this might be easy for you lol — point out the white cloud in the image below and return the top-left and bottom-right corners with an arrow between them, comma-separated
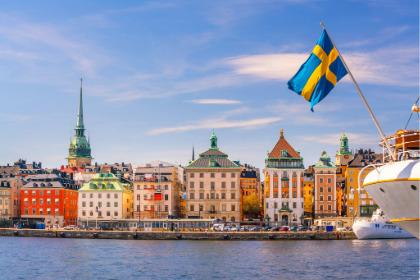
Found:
147,116 -> 281,135
225,46 -> 419,87
190,99 -> 241,105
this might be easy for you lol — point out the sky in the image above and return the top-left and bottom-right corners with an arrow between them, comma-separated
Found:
0,0 -> 418,170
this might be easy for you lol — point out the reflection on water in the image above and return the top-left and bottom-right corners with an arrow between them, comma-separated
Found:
0,238 -> 418,280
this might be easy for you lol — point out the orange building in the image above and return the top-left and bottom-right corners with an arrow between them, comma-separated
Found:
314,151 -> 337,218
20,174 -> 78,227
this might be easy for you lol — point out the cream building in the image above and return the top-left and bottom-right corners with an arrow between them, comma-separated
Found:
185,132 -> 242,222
78,173 -> 133,222
133,162 -> 183,219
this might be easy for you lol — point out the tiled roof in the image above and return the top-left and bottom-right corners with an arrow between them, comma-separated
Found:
199,149 -> 227,157
187,148 -> 240,168
268,131 -> 300,158
348,150 -> 383,167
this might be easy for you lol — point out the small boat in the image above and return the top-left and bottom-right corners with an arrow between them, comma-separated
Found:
352,209 -> 413,239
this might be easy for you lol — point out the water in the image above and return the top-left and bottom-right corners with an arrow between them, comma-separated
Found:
0,237 -> 418,280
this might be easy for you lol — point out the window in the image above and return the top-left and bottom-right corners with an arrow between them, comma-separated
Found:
211,182 -> 215,190
190,192 -> 195,199
320,195 -> 323,201
82,193 -> 86,198
165,205 -> 168,212
293,202 -> 296,209
107,193 -> 110,199
164,185 -> 168,190
320,205 -> 324,211
90,211 -> 93,216
82,211 -> 86,216
98,193 -> 102,199
107,211 -> 111,217
89,202 -> 93,207
328,187 -> 332,192
32,208 -> 36,215
114,194 -> 118,199
231,173 -> 236,178
328,205 -> 332,211
231,204 -> 236,211
210,173 -> 215,178
165,194 -> 168,201
144,205 -> 147,211
221,182 -> 226,188
320,178 -> 323,183
199,182 -> 204,188
98,202 -> 102,207
293,192 -> 297,198
190,204 -> 195,211
40,199 -> 43,205
231,193 -> 236,199
328,195 -> 332,201
82,202 -> 86,207
210,193 -> 215,199
199,193 -> 204,199
24,208 -> 28,215
98,211 -> 102,217
114,211 -> 118,217
199,173 -> 204,178
190,173 -> 195,178
274,202 -> 277,209
320,187 -> 324,193
189,182 -> 194,188
221,193 -> 226,199
137,195 -> 140,201
221,173 -> 226,178
90,193 -> 93,198
231,182 -> 235,188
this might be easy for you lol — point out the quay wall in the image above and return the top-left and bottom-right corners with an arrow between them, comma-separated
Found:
0,228 -> 356,240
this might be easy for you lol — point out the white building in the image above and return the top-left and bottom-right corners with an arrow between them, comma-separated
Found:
78,173 -> 133,222
264,130 -> 305,226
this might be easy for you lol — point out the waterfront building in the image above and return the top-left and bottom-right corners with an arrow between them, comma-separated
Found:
335,133 -> 353,216
78,173 -> 133,222
0,177 -> 22,220
67,80 -> 92,168
185,131 -> 242,222
133,162 -> 183,219
345,149 -> 382,217
314,151 -> 337,218
335,133 -> 354,166
20,174 -> 78,226
240,164 -> 261,220
264,129 -> 304,226
303,166 -> 315,224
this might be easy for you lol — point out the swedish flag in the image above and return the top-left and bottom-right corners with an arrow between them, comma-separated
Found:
288,30 -> 348,111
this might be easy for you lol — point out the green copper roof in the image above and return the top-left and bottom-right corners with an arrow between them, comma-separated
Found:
337,133 -> 352,155
315,151 -> 335,168
68,79 -> 92,159
187,131 -> 240,169
79,173 -> 129,191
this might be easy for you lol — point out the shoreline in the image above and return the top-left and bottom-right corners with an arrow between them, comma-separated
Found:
0,228 -> 356,240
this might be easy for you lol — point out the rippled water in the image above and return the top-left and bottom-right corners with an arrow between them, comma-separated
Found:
0,237 -> 418,279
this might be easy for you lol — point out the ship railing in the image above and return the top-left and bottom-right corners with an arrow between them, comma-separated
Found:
355,163 -> 384,218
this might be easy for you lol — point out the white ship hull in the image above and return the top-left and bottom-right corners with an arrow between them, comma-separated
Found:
363,160 -> 420,239
352,218 -> 413,239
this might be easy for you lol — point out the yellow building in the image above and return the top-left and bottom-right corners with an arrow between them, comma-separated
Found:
345,149 -> 382,217
240,166 -> 261,220
303,179 -> 314,214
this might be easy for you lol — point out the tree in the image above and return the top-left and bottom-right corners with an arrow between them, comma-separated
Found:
242,193 -> 260,219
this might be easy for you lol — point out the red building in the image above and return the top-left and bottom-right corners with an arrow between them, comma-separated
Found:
20,174 -> 78,227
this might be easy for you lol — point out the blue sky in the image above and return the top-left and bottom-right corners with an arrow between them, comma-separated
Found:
0,0 -> 418,169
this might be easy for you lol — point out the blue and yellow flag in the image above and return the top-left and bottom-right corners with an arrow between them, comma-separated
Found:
288,30 -> 347,111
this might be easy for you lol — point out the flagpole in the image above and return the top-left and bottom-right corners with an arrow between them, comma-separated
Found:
320,21 -> 396,161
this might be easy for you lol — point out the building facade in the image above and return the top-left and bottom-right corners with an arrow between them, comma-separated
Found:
345,149 -> 382,217
133,162 -> 182,219
0,177 -> 22,220
185,132 -> 242,222
20,174 -> 78,226
78,173 -> 133,221
240,165 -> 261,220
314,151 -> 337,218
264,129 -> 304,226
67,79 -> 92,168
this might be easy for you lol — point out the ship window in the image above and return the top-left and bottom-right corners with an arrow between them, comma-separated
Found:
379,188 -> 385,193
410,185 -> 417,190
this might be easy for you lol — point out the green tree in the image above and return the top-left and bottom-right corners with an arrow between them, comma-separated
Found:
242,193 -> 260,219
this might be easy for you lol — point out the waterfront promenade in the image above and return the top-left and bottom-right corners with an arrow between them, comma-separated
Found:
0,228 -> 355,240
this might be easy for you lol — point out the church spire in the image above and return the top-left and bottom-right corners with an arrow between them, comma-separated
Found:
192,146 -> 195,161
76,78 -> 84,130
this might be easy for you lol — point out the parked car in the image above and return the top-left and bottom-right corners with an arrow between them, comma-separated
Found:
280,226 -> 290,232
290,226 -> 298,232
270,226 -> 281,232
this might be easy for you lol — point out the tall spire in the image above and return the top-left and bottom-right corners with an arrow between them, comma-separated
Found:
192,146 -> 195,161
76,78 -> 84,130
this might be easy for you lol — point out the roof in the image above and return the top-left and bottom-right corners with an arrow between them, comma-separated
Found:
348,150 -> 383,167
187,151 -> 240,168
79,173 -> 130,192
268,129 -> 301,159
314,151 -> 335,168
